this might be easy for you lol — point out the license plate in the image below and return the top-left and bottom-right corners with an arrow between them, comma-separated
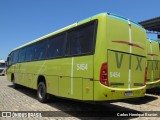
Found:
124,91 -> 133,96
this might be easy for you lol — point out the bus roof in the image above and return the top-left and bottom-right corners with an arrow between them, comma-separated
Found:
13,12 -> 144,51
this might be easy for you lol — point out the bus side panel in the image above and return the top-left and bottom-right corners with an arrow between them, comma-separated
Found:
52,58 -> 72,98
46,75 -> 59,96
54,77 -> 83,100
19,63 -> 27,86
59,77 -> 83,100
83,79 -> 93,100
7,64 -> 18,82
46,55 -> 93,100
7,72 -> 11,81
58,54 -> 94,100
29,61 -> 46,89
24,62 -> 36,88
73,56 -> 94,100
7,66 -> 14,81
59,76 -> 72,98
73,78 -> 83,100
14,64 -> 20,84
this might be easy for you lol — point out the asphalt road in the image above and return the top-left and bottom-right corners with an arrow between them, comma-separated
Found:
0,76 -> 160,120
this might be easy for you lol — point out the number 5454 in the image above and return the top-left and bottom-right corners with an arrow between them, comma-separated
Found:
77,64 -> 88,70
110,72 -> 120,78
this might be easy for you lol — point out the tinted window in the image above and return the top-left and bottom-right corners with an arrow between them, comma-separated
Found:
12,50 -> 19,64
66,21 -> 96,56
47,34 -> 65,58
25,45 -> 35,62
34,40 -> 47,60
18,48 -> 26,62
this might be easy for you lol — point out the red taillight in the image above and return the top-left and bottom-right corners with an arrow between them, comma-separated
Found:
100,62 -> 108,86
144,67 -> 147,85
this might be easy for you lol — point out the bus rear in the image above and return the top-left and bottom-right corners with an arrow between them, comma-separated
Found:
94,13 -> 146,101
146,39 -> 160,89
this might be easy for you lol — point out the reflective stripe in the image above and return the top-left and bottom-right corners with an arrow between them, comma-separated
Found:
128,20 -> 132,89
112,40 -> 144,50
128,20 -> 132,54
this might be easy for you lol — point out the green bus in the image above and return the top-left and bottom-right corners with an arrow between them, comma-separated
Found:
146,39 -> 160,89
7,13 -> 147,102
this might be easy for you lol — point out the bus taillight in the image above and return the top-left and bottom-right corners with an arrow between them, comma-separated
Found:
100,62 -> 108,86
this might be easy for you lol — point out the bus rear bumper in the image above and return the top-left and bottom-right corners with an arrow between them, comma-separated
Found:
94,82 -> 146,101
146,79 -> 160,89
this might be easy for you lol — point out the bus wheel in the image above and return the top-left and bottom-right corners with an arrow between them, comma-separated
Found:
37,82 -> 47,103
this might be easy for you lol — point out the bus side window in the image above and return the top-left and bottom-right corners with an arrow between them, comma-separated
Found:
66,22 -> 95,56
34,40 -> 47,60
25,45 -> 35,62
12,50 -> 19,64
47,34 -> 65,58
18,48 -> 26,62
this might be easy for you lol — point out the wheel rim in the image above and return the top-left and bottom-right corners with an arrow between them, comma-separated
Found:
38,85 -> 45,99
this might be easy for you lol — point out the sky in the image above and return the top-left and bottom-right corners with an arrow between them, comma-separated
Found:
0,0 -> 160,60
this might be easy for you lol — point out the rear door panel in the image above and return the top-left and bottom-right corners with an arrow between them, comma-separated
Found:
108,50 -> 145,88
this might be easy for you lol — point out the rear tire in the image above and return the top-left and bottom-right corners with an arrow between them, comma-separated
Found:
37,82 -> 48,103
12,75 -> 18,89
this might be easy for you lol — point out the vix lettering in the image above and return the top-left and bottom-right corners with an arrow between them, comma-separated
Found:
115,53 -> 142,71
147,61 -> 159,70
